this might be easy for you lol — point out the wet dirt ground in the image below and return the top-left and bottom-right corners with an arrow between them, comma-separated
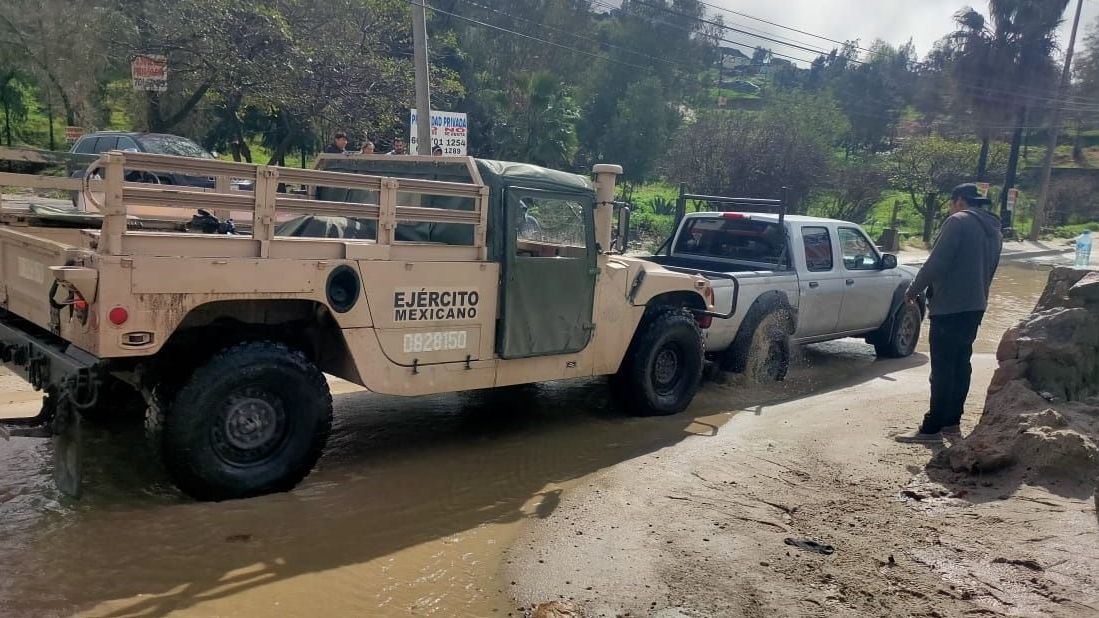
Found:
0,263 -> 1075,617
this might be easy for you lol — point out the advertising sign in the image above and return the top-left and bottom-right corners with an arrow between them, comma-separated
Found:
409,109 -> 468,156
132,55 -> 168,92
64,126 -> 84,143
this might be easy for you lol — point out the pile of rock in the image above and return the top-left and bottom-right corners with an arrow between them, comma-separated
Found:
943,268 -> 1099,488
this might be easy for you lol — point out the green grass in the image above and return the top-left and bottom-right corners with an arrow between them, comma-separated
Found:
1046,221 -> 1099,239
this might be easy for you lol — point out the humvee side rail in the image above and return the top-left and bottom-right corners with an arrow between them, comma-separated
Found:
0,152 -> 717,500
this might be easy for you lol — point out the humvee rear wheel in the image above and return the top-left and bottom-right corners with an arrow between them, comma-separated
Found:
160,341 -> 332,501
615,309 -> 704,416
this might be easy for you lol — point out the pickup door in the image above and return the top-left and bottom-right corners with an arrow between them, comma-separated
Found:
834,226 -> 896,333
796,225 -> 846,338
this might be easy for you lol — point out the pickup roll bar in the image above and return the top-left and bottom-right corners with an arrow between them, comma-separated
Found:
673,183 -> 787,229
662,184 -> 790,270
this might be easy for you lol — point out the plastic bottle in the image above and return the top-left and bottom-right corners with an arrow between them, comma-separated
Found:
1076,230 -> 1093,268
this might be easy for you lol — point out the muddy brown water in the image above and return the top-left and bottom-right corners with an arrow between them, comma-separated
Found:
0,263 -> 1051,617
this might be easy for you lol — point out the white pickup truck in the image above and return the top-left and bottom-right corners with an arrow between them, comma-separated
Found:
644,200 -> 924,381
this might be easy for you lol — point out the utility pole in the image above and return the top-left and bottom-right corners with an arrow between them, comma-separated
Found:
1030,0 -> 1085,241
412,0 -> 432,155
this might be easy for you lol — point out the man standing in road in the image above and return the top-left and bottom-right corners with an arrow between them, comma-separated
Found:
896,183 -> 1003,443
324,132 -> 349,154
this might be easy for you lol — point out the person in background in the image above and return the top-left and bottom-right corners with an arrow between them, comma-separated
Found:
895,183 -> 1003,444
324,132 -> 348,154
431,144 -> 443,157
387,138 -> 407,155
360,140 -> 375,155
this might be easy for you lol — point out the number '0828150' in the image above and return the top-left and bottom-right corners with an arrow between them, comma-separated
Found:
403,331 -> 468,353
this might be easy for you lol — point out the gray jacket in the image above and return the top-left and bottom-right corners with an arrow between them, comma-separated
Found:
910,207 -> 1002,317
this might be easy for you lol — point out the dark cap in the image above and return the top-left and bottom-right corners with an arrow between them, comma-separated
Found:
951,183 -> 991,206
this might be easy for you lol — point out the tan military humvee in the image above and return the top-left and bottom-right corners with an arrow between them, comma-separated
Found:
0,152 -> 719,500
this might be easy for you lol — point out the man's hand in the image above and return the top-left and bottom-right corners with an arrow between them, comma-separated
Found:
905,283 -> 920,302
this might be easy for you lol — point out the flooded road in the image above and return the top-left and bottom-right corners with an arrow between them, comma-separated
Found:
0,262 -> 1053,617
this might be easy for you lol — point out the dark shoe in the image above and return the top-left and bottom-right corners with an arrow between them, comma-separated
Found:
941,424 -> 962,437
894,429 -> 943,444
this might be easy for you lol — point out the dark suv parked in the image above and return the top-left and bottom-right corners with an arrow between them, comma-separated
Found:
68,132 -> 250,205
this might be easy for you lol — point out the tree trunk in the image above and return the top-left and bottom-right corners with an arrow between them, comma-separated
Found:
999,108 -> 1026,229
922,192 -> 937,244
2,98 -> 11,146
976,136 -> 990,181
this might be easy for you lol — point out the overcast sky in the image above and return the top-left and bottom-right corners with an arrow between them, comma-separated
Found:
701,0 -> 1099,65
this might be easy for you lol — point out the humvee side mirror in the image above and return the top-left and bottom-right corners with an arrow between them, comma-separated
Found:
615,204 -> 631,253
880,253 -> 898,270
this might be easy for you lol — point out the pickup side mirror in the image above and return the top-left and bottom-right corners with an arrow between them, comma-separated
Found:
880,253 -> 898,270
615,204 -> 631,253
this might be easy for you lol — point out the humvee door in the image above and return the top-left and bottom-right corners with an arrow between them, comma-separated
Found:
498,186 -> 597,359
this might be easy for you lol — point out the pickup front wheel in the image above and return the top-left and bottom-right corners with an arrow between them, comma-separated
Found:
159,341 -> 333,501
614,309 -> 704,416
875,301 -> 922,358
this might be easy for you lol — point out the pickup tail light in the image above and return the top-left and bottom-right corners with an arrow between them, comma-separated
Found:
722,212 -> 750,220
696,285 -> 715,329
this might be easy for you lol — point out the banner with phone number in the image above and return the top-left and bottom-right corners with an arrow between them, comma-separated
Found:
409,109 -> 468,156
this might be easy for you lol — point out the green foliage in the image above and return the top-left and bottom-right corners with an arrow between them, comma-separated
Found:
646,196 -> 676,216
665,90 -> 849,210
886,136 -> 1008,241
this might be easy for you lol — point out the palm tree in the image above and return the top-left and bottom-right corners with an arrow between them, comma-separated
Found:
947,1 -> 1069,226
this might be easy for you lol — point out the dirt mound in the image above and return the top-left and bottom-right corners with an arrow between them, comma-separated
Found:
943,268 -> 1099,488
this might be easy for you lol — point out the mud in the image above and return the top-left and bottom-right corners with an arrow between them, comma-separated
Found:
943,267 -> 1099,494
0,262 -> 1074,617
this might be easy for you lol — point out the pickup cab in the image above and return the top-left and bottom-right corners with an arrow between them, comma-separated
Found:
644,190 -> 924,381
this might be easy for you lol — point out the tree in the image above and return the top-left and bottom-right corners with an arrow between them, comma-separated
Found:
665,91 -> 849,209
600,76 -> 680,184
493,72 -> 580,168
887,136 -> 1008,242
814,157 -> 889,223
943,1 -> 1068,222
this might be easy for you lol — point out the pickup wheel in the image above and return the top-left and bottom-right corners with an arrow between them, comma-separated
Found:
724,309 -> 792,382
614,309 -> 704,416
159,341 -> 332,501
875,301 -> 921,358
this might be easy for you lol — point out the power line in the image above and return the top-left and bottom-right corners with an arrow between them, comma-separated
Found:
633,0 -> 852,61
694,0 -> 876,56
589,0 -> 821,65
451,0 -> 685,68
418,1 -> 648,70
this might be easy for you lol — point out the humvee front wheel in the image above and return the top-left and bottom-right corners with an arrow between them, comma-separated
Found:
614,309 -> 704,416
160,341 -> 332,501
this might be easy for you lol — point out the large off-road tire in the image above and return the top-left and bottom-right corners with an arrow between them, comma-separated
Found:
614,309 -> 704,417
875,301 -> 921,359
723,309 -> 793,383
159,341 -> 333,501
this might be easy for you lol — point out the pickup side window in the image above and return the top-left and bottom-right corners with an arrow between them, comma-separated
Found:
838,227 -> 880,271
802,226 -> 833,272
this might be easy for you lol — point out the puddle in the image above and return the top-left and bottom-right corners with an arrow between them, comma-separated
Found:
0,262 -> 1054,616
